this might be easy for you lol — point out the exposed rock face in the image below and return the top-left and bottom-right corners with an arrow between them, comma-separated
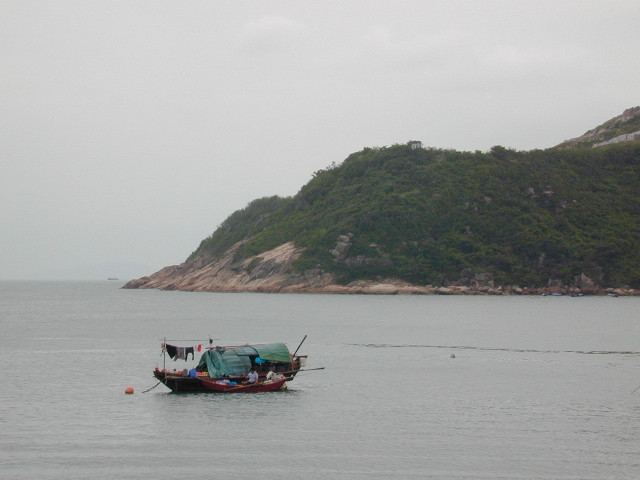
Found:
572,273 -> 598,294
123,238 -> 430,294
593,130 -> 640,147
557,106 -> 640,148
330,234 -> 353,260
124,242 -> 316,293
124,241 -> 639,296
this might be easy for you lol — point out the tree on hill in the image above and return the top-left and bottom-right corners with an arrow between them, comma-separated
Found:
190,140 -> 640,289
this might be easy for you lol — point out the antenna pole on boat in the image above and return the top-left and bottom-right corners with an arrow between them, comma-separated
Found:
163,336 -> 166,371
293,335 -> 308,357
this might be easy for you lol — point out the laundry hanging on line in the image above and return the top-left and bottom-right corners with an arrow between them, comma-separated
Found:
163,343 -> 200,361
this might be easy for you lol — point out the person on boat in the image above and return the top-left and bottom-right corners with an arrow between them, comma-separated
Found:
246,368 -> 259,384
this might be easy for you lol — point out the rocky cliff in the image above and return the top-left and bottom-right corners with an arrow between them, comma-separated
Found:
124,235 -> 638,295
125,239 -> 414,294
126,242 -> 312,292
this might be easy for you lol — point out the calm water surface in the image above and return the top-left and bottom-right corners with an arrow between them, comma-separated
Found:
1,281 -> 639,479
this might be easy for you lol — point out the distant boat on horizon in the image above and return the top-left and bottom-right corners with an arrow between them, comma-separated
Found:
107,277 -> 119,281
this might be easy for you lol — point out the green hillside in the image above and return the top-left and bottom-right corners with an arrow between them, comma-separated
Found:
190,141 -> 640,289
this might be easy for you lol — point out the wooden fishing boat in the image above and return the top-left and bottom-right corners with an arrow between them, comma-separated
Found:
200,376 -> 288,393
153,337 -> 309,393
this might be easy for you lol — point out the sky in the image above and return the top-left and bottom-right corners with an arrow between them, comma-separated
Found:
1,0 -> 639,280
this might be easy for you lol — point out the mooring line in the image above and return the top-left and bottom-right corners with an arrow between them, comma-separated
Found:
141,381 -> 162,393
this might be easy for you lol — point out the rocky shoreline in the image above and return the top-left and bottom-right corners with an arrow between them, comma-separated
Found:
123,241 -> 639,296
123,275 -> 639,296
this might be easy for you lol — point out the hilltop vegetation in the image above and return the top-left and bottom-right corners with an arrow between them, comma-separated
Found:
190,140 -> 640,289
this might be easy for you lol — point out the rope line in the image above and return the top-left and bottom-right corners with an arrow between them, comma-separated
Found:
141,381 -> 162,393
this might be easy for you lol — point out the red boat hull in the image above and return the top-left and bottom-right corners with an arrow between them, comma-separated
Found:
200,377 -> 288,393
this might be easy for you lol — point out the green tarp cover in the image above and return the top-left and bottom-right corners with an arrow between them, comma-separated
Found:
196,343 -> 291,378
237,343 -> 292,363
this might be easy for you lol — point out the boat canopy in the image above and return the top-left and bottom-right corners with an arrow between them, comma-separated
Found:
196,343 -> 292,378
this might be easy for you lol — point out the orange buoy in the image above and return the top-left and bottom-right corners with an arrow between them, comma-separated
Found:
124,386 -> 134,394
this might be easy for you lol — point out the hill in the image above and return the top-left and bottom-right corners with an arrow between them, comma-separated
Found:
125,108 -> 640,295
556,106 -> 640,148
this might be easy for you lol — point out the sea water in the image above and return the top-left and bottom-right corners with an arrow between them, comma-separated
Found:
0,281 -> 638,479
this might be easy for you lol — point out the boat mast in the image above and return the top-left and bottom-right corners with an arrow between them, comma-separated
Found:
293,335 -> 307,357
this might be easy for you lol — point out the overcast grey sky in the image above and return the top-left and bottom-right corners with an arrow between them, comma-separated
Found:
1,1 -> 638,280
